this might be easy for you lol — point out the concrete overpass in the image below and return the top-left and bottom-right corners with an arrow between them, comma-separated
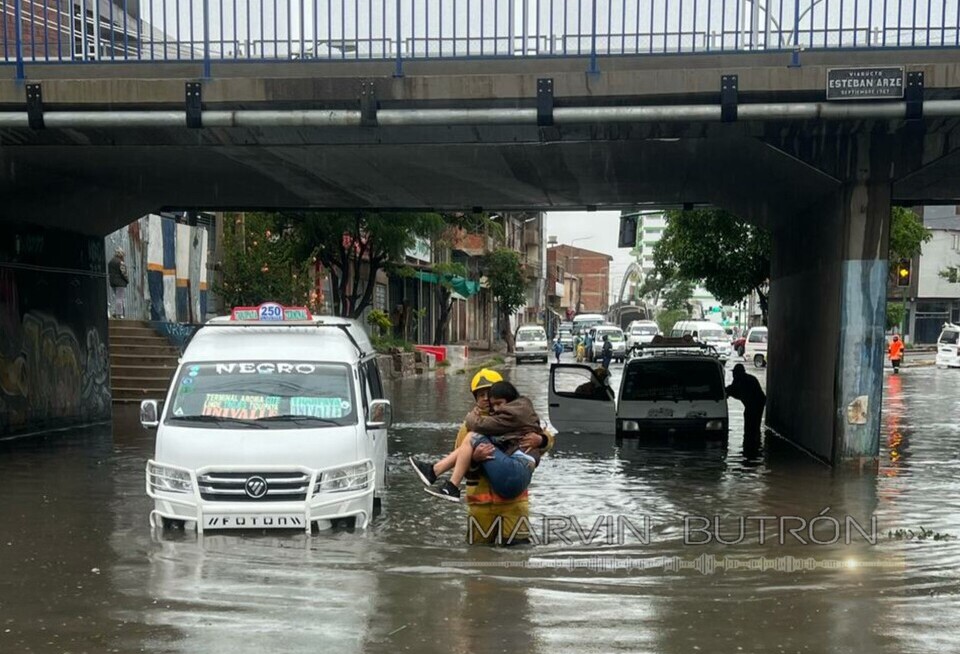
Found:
1,45 -> 959,465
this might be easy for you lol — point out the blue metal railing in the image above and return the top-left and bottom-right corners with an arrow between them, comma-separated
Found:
1,0 -> 957,72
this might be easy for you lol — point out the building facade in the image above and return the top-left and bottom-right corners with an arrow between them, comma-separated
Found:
899,206 -> 960,343
547,244 -> 612,314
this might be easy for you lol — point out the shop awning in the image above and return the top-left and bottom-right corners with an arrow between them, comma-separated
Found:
414,271 -> 480,298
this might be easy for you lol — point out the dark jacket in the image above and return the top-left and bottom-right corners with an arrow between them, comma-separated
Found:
108,256 -> 129,288
465,397 -> 544,462
726,373 -> 766,408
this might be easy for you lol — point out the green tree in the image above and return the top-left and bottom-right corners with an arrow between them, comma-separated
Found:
216,213 -> 313,310
485,248 -> 527,352
661,279 -> 694,313
292,211 -> 447,319
653,209 -> 771,323
886,303 -> 906,332
656,309 -> 688,336
889,206 -> 931,261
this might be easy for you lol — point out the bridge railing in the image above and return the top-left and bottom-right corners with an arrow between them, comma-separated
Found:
1,0 -> 957,74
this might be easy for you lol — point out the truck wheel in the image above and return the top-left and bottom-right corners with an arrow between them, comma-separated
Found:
754,354 -> 765,368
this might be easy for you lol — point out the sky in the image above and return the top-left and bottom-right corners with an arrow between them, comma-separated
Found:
545,211 -> 637,305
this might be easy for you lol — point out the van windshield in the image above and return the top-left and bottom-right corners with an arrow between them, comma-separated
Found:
621,360 -> 724,402
599,331 -> 624,341
941,331 -> 959,345
165,361 -> 357,428
632,326 -> 657,335
698,328 -> 726,340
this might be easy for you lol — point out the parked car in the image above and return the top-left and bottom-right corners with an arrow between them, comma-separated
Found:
626,320 -> 660,351
558,322 -> 575,351
743,326 -> 768,368
588,325 -> 627,363
935,323 -> 960,369
669,320 -> 731,363
548,340 -> 728,444
515,325 -> 549,364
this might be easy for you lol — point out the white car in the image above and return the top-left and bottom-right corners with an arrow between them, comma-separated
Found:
515,325 -> 549,363
626,321 -> 660,351
589,325 -> 627,363
935,323 -> 960,368
548,342 -> 728,443
743,326 -> 769,368
670,320 -> 731,363
143,303 -> 389,534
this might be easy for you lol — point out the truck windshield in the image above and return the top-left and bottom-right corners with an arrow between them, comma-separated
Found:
165,361 -> 357,428
621,360 -> 724,402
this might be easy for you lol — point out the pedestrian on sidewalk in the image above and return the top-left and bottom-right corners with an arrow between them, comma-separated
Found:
108,248 -> 129,319
888,335 -> 904,374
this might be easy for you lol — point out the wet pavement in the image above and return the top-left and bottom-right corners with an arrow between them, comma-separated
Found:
1,358 -> 959,653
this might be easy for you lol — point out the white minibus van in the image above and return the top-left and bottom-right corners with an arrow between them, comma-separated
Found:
143,303 -> 390,534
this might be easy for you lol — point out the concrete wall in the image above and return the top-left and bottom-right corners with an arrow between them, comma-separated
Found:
105,215 -> 210,324
918,229 -> 960,298
0,223 -> 111,437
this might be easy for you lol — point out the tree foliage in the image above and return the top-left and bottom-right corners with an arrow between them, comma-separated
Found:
653,209 -> 771,322
889,207 -> 931,261
215,213 -> 313,310
656,309 -> 688,336
485,248 -> 527,352
292,211 -> 447,319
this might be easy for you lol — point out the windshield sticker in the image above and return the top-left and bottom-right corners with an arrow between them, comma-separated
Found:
215,362 -> 321,375
290,397 -> 350,418
201,394 -> 281,419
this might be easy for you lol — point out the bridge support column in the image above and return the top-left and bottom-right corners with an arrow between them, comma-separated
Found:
766,137 -> 891,467
0,223 -> 112,438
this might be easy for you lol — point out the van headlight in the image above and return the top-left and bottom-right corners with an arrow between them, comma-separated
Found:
315,464 -> 371,494
705,420 -> 725,431
620,420 -> 640,432
148,463 -> 193,494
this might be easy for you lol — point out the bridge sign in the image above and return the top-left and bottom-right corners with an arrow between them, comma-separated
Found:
826,67 -> 905,101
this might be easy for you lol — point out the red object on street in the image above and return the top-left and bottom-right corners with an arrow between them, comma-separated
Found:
414,345 -> 447,363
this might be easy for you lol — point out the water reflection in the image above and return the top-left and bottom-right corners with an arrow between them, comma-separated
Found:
0,363 -> 958,653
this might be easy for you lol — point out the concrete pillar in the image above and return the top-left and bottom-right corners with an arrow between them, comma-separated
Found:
766,135 -> 891,466
0,223 -> 112,437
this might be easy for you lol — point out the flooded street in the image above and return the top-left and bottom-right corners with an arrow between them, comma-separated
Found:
2,360 -> 959,653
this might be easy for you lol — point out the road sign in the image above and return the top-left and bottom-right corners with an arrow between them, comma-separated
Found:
826,67 -> 905,101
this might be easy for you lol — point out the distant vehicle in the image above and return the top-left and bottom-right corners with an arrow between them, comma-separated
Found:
548,340 -> 728,444
626,320 -> 659,351
588,325 -> 627,363
515,324 -> 549,364
743,326 -> 768,368
669,320 -> 732,363
558,323 -> 575,351
935,323 -> 960,369
572,313 -> 606,335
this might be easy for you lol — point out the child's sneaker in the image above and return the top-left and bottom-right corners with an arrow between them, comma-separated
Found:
424,481 -> 461,502
408,457 -> 437,486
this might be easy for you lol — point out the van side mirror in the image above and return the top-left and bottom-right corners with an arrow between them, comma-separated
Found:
367,399 -> 392,429
140,400 -> 160,429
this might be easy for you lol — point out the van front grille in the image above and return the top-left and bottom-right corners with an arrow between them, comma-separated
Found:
198,471 -> 310,502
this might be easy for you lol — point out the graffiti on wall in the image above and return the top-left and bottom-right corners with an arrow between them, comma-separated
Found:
0,269 -> 111,434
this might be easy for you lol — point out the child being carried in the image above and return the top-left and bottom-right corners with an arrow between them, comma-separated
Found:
408,381 -> 544,502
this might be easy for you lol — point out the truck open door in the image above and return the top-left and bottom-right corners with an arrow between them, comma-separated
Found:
547,364 -> 616,436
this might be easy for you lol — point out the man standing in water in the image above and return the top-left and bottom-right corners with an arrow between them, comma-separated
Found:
455,369 -> 554,544
725,364 -> 766,441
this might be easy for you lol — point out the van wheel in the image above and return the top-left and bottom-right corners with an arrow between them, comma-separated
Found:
753,354 -> 766,368
373,496 -> 383,516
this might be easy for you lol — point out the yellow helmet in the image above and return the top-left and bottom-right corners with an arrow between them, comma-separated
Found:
470,368 -> 504,394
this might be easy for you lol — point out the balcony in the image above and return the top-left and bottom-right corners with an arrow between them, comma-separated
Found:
523,229 -> 541,248
447,227 -> 494,257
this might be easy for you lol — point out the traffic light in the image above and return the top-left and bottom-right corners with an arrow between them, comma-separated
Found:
896,259 -> 911,287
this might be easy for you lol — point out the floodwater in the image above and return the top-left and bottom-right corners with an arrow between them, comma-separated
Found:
1,359 -> 959,653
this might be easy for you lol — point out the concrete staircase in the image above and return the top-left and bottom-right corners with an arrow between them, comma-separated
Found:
109,320 -> 181,403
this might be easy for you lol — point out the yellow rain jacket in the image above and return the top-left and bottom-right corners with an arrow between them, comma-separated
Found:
455,415 -> 555,544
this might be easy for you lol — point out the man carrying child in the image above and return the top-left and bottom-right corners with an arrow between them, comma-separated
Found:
409,380 -> 544,503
